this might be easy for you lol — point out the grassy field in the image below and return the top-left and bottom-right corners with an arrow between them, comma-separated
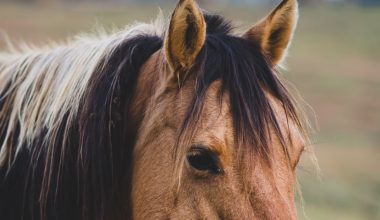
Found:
292,6 -> 380,220
0,3 -> 379,220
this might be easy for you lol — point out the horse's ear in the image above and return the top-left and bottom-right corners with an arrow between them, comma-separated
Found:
165,0 -> 206,73
244,0 -> 298,66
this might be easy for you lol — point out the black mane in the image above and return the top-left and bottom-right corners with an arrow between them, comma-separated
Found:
179,14 -> 301,162
0,14 -> 303,220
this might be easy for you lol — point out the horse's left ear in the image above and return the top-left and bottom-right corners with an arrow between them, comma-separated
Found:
244,0 -> 298,66
165,0 -> 206,73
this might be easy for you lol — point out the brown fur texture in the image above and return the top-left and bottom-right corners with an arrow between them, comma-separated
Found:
0,0 -> 306,219
131,1 -> 304,219
131,63 -> 304,219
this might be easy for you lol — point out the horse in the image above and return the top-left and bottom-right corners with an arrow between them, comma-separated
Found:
0,0 -> 308,219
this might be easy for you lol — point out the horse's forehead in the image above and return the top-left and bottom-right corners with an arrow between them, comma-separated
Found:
194,80 -> 233,149
193,83 -> 305,163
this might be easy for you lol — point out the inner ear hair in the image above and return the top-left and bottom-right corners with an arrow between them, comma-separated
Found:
164,0 -> 206,75
244,0 -> 298,65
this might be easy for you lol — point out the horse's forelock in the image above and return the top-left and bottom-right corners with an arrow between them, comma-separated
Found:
176,14 -> 307,173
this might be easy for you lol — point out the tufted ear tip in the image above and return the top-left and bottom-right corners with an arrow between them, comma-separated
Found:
244,0 -> 299,66
164,0 -> 206,73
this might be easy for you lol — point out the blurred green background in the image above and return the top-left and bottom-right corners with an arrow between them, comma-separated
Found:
0,0 -> 379,219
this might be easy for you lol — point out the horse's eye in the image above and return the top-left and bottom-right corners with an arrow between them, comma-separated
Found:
186,147 -> 222,174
